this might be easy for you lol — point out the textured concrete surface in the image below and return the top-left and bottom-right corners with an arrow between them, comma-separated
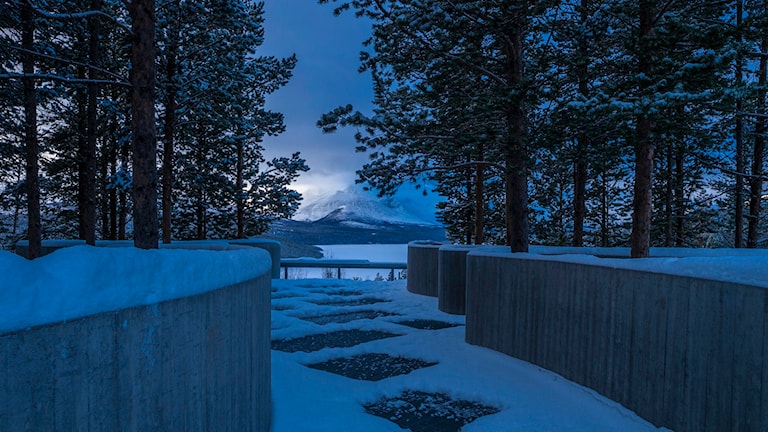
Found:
229,239 -> 282,278
437,245 -> 476,315
465,252 -> 768,432
406,240 -> 444,297
1,272 -> 272,432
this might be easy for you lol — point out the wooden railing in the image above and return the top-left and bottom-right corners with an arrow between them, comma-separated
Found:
279,258 -> 407,279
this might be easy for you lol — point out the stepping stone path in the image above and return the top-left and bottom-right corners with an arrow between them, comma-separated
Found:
394,319 -> 463,330
271,329 -> 402,353
298,309 -> 401,325
307,353 -> 438,381
310,297 -> 392,306
364,390 -> 500,432
271,279 -> 500,431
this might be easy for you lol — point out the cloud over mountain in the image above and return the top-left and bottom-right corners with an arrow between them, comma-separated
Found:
294,185 -> 442,228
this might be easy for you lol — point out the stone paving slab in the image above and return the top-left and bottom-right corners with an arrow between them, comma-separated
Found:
271,329 -> 402,353
271,280 -> 498,430
393,318 -> 463,330
363,390 -> 500,432
310,297 -> 392,306
271,279 -> 662,432
306,353 -> 437,381
299,310 -> 401,325
308,289 -> 364,296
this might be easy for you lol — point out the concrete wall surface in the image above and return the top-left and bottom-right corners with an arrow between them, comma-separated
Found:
229,239 -> 282,278
15,239 -> 280,274
437,245 -> 477,315
406,240 -> 445,297
0,273 -> 272,432
465,253 -> 768,432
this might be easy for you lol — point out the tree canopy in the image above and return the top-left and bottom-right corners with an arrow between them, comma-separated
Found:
0,0 -> 306,254
320,0 -> 767,255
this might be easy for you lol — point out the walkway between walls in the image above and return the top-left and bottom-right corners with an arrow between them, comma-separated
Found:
269,279 -> 668,432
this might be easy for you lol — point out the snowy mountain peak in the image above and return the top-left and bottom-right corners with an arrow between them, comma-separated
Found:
294,185 -> 441,227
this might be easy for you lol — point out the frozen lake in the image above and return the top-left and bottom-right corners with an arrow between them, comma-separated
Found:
285,244 -> 408,280
319,244 -> 407,261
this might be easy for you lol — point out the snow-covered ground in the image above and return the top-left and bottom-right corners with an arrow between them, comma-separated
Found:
319,244 -> 407,261
271,278 -> 669,431
7,244 -> 768,430
283,244 -> 408,279
0,245 -> 270,333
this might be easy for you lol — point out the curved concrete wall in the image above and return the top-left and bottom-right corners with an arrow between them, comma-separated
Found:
406,240 -> 445,297
437,245 -> 476,315
0,270 -> 272,431
465,252 -> 768,432
229,239 -> 282,278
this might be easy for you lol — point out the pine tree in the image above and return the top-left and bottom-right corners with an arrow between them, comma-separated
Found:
160,0 -> 299,240
746,0 -> 768,247
599,0 -> 730,256
21,0 -> 42,258
0,3 -> 25,249
320,0 -> 564,251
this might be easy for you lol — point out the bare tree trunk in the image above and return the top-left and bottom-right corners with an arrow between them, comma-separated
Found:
118,125 -> 129,241
108,135 -> 117,240
118,194 -> 126,239
601,172 -> 608,247
196,194 -> 205,240
505,129 -> 528,252
474,161 -> 485,245
573,147 -> 587,247
13,166 -> 23,235
464,169 -> 472,244
735,0 -> 745,248
77,75 -> 88,239
129,0 -> 158,249
674,142 -> 685,246
632,121 -> 654,257
162,40 -> 177,244
630,0 -> 655,258
572,0 -> 590,247
99,145 -> 108,238
22,0 -> 41,259
83,0 -> 100,245
664,145 -> 673,246
748,22 -> 767,248
161,1 -> 179,244
502,14 -> 528,253
105,87 -> 119,240
12,188 -> 20,236
236,142 -> 245,238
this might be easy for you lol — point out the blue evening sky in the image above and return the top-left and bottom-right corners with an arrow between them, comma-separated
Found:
260,0 -> 375,200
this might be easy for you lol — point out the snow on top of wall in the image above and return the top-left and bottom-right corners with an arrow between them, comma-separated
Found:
470,246 -> 768,288
0,245 -> 271,333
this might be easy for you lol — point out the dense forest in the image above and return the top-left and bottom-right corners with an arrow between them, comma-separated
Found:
2,0 -> 768,259
0,0 -> 306,258
319,0 -> 768,257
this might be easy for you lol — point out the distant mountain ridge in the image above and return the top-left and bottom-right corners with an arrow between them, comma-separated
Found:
265,185 -> 446,247
293,185 -> 442,227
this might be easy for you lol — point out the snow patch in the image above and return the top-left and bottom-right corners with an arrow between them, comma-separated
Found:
271,278 -> 667,431
0,246 -> 270,333
294,184 -> 441,226
471,247 -> 768,288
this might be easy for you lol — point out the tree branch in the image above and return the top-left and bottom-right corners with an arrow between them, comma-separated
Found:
413,160 -> 507,175
653,0 -> 677,27
738,111 -> 768,119
10,46 -> 127,83
371,0 -> 510,88
8,0 -> 132,33
0,72 -> 131,88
